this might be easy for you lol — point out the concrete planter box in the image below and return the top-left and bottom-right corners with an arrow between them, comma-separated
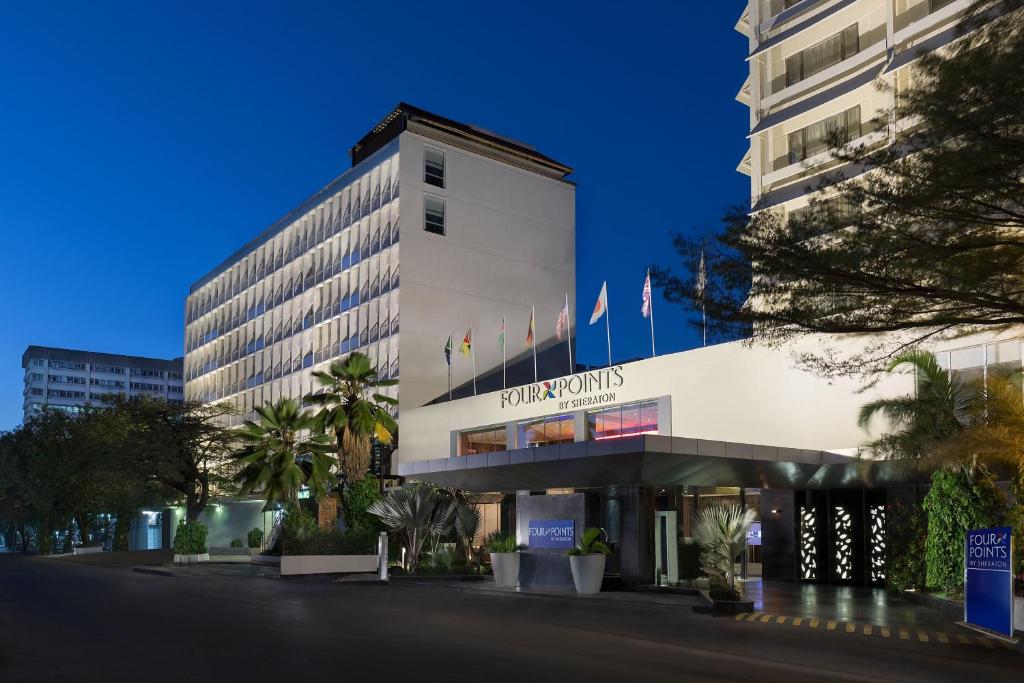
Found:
490,552 -> 520,588
173,553 -> 210,564
280,554 -> 378,576
73,546 -> 104,556
569,554 -> 606,594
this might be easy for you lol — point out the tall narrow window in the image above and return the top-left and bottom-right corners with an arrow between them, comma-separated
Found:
785,25 -> 859,87
424,146 -> 445,188
424,195 -> 445,235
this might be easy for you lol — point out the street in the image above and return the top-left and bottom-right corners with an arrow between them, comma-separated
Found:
0,554 -> 1019,682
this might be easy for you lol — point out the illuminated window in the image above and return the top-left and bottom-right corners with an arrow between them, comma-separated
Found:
517,414 -> 574,447
459,426 -> 507,455
587,400 -> 658,440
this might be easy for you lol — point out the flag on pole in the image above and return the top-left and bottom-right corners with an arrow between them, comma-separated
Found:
498,318 -> 506,354
641,271 -> 653,318
556,296 -> 569,341
444,336 -> 452,366
589,281 -> 608,325
696,252 -> 706,299
526,308 -> 535,347
459,329 -> 472,356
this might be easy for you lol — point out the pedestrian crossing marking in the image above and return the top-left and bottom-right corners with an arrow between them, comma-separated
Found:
745,613 -> 759,622
776,616 -> 787,624
760,614 -> 773,623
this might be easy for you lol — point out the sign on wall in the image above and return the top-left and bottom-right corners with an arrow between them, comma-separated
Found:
964,526 -> 1014,637
746,521 -> 762,547
528,519 -> 575,549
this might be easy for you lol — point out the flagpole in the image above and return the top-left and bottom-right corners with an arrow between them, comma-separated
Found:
700,250 -> 707,347
565,293 -> 573,374
648,269 -> 656,357
470,326 -> 477,396
448,334 -> 452,401
502,316 -> 506,389
531,305 -> 538,382
605,289 -> 612,368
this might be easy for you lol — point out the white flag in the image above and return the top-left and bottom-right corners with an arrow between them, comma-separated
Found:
641,271 -> 653,318
696,252 -> 706,299
589,282 -> 608,325
555,293 -> 569,340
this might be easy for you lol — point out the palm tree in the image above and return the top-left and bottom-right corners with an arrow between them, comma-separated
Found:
232,398 -> 334,509
857,349 -> 972,459
693,503 -> 755,597
307,352 -> 398,484
367,483 -> 455,572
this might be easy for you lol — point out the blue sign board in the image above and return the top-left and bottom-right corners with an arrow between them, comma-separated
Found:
528,519 -> 575,549
746,522 -> 762,547
964,526 -> 1014,637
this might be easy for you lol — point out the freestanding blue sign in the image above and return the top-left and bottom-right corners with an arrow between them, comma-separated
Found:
527,519 -> 575,549
964,526 -> 1014,637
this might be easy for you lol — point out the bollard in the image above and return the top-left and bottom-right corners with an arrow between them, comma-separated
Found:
378,531 -> 389,582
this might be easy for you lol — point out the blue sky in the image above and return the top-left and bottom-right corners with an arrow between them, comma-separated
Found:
0,2 -> 748,429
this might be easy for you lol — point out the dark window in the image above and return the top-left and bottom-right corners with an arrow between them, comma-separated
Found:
424,195 -> 445,235
424,146 -> 445,188
788,106 -> 861,164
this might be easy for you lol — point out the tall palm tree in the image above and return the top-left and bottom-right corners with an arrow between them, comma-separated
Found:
232,398 -> 333,509
857,349 -> 972,459
307,352 -> 398,484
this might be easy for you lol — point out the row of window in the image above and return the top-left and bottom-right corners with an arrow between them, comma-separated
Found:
787,106 -> 862,165
48,375 -> 86,385
27,358 -> 179,378
458,400 -> 660,455
187,154 -> 399,324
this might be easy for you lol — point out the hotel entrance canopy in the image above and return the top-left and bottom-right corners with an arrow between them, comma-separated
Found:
397,434 -> 930,493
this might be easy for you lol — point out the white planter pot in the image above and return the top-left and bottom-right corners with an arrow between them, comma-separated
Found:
280,554 -> 379,576
569,554 -> 606,594
490,552 -> 520,589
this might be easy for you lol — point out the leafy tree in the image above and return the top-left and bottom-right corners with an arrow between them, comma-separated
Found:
653,0 -> 1024,375
307,352 -> 397,484
232,398 -> 334,509
884,500 -> 927,593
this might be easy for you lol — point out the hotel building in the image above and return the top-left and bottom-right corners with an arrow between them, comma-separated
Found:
21,345 -> 183,422
184,104 -> 576,429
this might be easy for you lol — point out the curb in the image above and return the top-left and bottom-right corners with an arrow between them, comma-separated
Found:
132,566 -> 174,577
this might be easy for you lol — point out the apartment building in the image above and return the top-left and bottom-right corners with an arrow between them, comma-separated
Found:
184,104 -> 576,437
21,345 -> 184,422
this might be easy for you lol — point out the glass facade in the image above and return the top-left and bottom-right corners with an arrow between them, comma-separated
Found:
459,425 -> 507,455
517,414 -> 575,447
587,400 -> 658,440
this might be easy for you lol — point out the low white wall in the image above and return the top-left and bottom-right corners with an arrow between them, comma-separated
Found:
73,546 -> 103,555
280,555 -> 378,576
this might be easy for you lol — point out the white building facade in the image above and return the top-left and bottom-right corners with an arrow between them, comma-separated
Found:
184,104 -> 576,433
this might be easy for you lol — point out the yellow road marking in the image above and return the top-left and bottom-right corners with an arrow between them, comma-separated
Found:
956,634 -> 971,645
809,619 -> 819,629
735,613 -> 749,621
978,637 -> 994,649
936,633 -> 949,644
776,616 -> 787,624
917,631 -> 929,642
845,623 -> 856,633
880,627 -> 890,638
760,614 -> 773,623
899,629 -> 910,640
792,617 -> 803,627
745,613 -> 759,622
863,625 -> 873,636
826,620 -> 838,631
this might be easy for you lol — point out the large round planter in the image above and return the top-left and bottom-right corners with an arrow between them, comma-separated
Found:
569,554 -> 606,594
490,552 -> 520,588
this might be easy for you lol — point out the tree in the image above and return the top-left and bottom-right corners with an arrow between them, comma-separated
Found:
653,0 -> 1024,375
693,503 -> 755,600
232,398 -> 334,509
368,483 -> 454,573
307,352 -> 397,485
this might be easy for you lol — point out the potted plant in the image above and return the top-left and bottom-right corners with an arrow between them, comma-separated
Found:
693,504 -> 755,615
567,527 -> 611,594
172,519 -> 209,564
485,531 -> 522,589
247,527 -> 264,556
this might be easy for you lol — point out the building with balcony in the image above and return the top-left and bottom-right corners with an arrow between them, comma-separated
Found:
184,104 -> 576,449
21,345 -> 184,422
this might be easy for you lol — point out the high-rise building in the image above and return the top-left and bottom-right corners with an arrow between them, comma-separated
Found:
184,104 -> 576,441
21,345 -> 184,422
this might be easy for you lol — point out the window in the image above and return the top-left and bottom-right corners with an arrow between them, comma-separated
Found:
459,425 -> 507,455
131,368 -> 163,378
788,194 -> 861,235
769,0 -> 802,16
788,106 -> 861,164
785,25 -> 859,87
49,360 -> 86,371
517,414 -> 575,447
93,364 -> 126,374
587,400 -> 658,440
29,372 -> 43,381
424,146 -> 445,188
424,195 -> 445,235
31,359 -> 43,367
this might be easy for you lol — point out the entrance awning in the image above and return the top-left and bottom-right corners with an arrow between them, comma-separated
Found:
398,435 -> 932,492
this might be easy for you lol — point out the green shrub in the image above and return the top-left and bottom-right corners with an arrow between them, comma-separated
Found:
173,520 -> 208,555
284,525 -> 377,556
484,531 -> 521,554
230,538 -> 244,548
922,469 -> 1005,597
247,527 -> 264,549
343,476 -> 384,532
884,500 -> 927,592
567,527 -> 611,556
678,539 -> 701,580
708,575 -> 740,602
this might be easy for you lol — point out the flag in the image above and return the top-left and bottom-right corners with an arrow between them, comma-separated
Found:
526,308 -> 535,347
556,294 -> 569,341
459,329 -> 472,356
641,271 -> 653,318
589,282 -> 608,325
499,317 -> 506,354
444,336 -> 452,366
696,252 -> 706,299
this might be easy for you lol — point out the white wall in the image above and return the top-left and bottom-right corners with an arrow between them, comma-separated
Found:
397,131 -> 576,409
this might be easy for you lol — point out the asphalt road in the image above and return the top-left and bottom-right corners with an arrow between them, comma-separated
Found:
0,554 -> 1019,683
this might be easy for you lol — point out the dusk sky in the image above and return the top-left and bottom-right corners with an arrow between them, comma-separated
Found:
0,2 -> 748,429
